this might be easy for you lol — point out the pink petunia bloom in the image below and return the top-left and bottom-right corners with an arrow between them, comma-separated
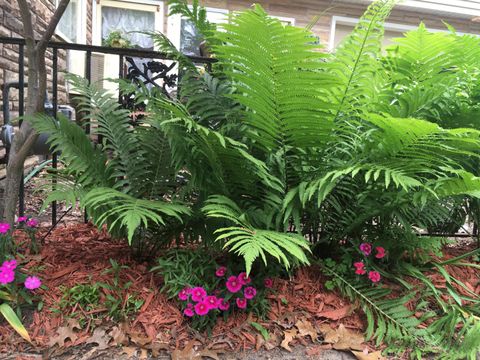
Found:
24,276 -> 42,290
26,219 -> 38,228
0,269 -> 15,285
194,301 -> 210,316
218,298 -> 230,311
215,266 -> 227,277
186,303 -> 194,309
244,286 -> 257,300
0,223 -> 10,234
17,216 -> 28,223
178,288 -> 190,301
205,295 -> 218,309
183,308 -> 195,317
359,243 -> 372,256
190,287 -> 207,302
368,271 -> 381,283
2,260 -> 17,271
226,276 -> 243,293
375,247 -> 386,259
264,278 -> 273,288
238,272 -> 251,285
236,298 -> 247,309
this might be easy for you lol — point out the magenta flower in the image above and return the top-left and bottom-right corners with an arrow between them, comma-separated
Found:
205,295 -> 218,309
0,269 -> 15,285
244,286 -> 257,300
2,259 -> 17,271
264,278 -> 273,288
375,246 -> 386,259
26,219 -> 38,228
368,271 -> 381,283
238,272 -> 251,285
190,287 -> 207,302
17,216 -> 28,223
178,288 -> 190,301
218,298 -> 230,311
353,262 -> 366,275
236,298 -> 247,309
215,266 -> 227,277
226,276 -> 242,293
194,301 -> 210,316
0,223 -> 10,234
359,243 -> 372,256
24,276 -> 42,290
183,308 -> 195,317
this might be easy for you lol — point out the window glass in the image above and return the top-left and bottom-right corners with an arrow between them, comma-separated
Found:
102,6 -> 156,49
58,0 -> 79,42
180,10 -> 227,56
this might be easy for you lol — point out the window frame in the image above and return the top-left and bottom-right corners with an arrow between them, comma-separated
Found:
167,5 -> 229,51
55,0 -> 87,44
328,15 -> 451,51
94,0 -> 165,47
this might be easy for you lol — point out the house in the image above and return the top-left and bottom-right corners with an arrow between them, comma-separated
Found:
2,0 -> 480,174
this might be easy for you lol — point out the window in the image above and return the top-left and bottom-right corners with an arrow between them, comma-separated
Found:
168,7 -> 228,56
271,15 -> 296,26
56,0 -> 86,43
95,0 -> 164,47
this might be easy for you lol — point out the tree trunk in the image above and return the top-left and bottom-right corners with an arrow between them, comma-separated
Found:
2,0 -> 70,224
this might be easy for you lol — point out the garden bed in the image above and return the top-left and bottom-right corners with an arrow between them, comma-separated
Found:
0,223 -> 478,359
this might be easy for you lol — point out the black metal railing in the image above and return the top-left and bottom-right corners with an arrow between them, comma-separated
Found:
0,36 -> 214,226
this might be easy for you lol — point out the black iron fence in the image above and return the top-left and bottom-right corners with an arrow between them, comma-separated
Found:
0,36 -> 214,225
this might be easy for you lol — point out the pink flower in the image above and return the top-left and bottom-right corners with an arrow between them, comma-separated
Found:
215,266 -> 227,277
0,269 -> 15,285
359,243 -> 372,256
226,276 -> 242,293
26,219 -> 38,228
244,286 -> 257,300
183,308 -> 195,317
178,288 -> 190,301
24,276 -> 42,290
2,260 -> 17,271
238,272 -> 251,285
194,301 -> 210,316
190,287 -> 207,302
236,298 -> 247,309
0,223 -> 10,234
205,295 -> 218,309
375,246 -> 386,259
186,303 -> 194,309
368,271 -> 381,283
264,278 -> 273,288
353,262 -> 366,275
17,216 -> 28,223
218,298 -> 230,311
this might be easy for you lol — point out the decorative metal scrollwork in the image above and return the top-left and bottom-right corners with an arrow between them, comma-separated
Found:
120,56 -> 178,114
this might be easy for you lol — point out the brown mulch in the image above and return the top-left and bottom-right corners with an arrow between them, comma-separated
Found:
0,223 -> 365,356
0,223 -> 478,357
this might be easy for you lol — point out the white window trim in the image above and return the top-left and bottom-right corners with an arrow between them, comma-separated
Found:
167,6 -> 229,50
94,0 -> 164,47
327,15 -> 473,51
55,0 -> 87,43
271,15 -> 296,26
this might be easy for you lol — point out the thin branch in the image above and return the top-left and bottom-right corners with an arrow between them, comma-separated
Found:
38,0 -> 70,51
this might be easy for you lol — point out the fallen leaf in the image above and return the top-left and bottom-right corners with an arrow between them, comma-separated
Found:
352,350 -> 385,360
280,329 -> 297,352
48,326 -> 78,347
146,342 -> 170,357
332,324 -> 364,351
121,346 -> 138,358
306,344 -> 332,356
139,348 -> 148,359
317,305 -> 351,320
109,325 -> 128,346
295,319 -> 318,342
319,324 -> 339,344
171,340 -> 219,360
255,333 -> 265,351
85,327 -> 111,350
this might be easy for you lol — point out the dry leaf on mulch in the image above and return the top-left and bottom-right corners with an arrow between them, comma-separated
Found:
319,324 -> 364,351
352,350 -> 386,360
171,340 -> 220,360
